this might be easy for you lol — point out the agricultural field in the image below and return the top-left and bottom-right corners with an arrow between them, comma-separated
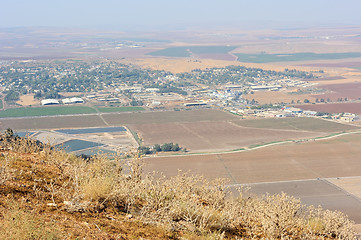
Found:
0,105 -> 147,118
147,46 -> 237,57
242,90 -> 315,105
1,109 -> 358,153
131,121 -> 322,152
305,61 -> 361,68
297,102 -> 361,115
143,131 -> 361,224
0,109 -> 235,131
103,109 -> 237,125
97,106 -> 145,113
0,114 -> 106,130
235,52 -> 361,63
144,132 -> 361,182
312,82 -> 361,101
233,117 -> 360,132
196,53 -> 236,61
0,106 -> 97,118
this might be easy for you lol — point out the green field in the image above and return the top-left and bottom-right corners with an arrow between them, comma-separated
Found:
233,117 -> 360,132
0,99 -> 3,109
235,52 -> 361,63
0,106 -> 97,118
148,46 -> 236,57
97,106 -> 145,113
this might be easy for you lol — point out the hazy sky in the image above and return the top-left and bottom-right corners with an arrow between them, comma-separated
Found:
1,0 -> 361,30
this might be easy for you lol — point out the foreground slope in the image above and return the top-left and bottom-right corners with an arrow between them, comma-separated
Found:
0,132 -> 356,239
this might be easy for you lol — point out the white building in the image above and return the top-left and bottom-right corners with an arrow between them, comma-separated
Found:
41,99 -> 60,106
62,97 -> 84,104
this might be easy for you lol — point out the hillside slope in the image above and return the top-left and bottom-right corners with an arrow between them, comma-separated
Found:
0,131 -> 356,239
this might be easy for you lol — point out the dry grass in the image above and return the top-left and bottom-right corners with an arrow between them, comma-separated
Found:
0,131 -> 357,239
16,94 -> 39,106
0,201 -> 61,240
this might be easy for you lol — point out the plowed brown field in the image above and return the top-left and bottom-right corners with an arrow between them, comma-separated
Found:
131,121 -> 322,152
313,82 -> 361,100
297,102 -> 361,114
144,132 -> 361,183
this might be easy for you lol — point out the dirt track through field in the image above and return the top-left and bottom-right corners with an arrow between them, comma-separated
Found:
132,120 -> 322,152
144,131 -> 361,183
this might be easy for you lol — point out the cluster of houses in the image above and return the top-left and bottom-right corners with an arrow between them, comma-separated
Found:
41,97 -> 84,106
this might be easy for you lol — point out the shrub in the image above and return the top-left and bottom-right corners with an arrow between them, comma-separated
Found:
1,132 -> 357,239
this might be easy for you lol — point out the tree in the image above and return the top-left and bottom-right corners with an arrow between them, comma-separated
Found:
138,146 -> 152,155
171,143 -> 180,151
304,99 -> 310,103
130,98 -> 143,106
4,91 -> 20,101
153,144 -> 161,152
161,143 -> 172,152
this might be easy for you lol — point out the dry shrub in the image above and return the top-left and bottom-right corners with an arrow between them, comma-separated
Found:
56,151 -> 357,239
4,135 -> 356,239
232,192 -> 305,238
0,129 -> 45,153
306,206 -> 356,239
0,154 -> 15,185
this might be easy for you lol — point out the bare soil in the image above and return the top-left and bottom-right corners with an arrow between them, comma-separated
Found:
296,102 -> 361,114
16,94 -> 39,106
132,121 -> 321,152
243,91 -> 315,104
0,115 -> 106,130
313,82 -> 361,100
144,132 -> 361,183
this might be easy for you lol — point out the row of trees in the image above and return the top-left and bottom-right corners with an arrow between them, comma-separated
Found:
138,142 -> 183,155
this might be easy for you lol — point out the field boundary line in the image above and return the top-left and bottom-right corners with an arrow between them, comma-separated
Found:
226,178 -> 320,187
215,154 -> 237,184
321,178 -> 361,204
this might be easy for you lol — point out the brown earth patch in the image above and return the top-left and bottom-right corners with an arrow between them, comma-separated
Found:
0,115 -> 106,130
16,94 -> 39,106
313,82 -> 361,100
296,102 -> 361,114
131,121 -> 321,152
243,91 -> 315,104
195,53 -> 237,61
304,61 -> 361,68
144,132 -> 361,183
104,109 -> 237,125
